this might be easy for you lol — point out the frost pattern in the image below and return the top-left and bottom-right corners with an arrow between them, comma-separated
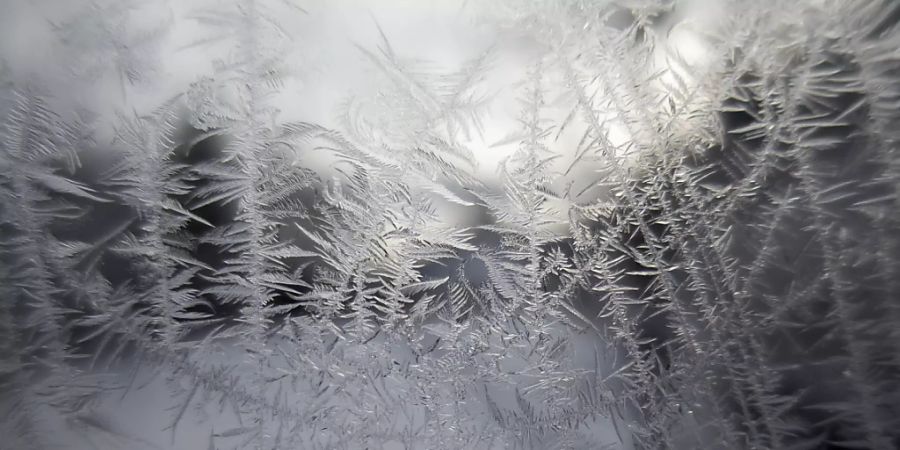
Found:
2,0 -> 900,449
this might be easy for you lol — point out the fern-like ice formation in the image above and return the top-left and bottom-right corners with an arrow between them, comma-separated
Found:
2,0 -> 900,449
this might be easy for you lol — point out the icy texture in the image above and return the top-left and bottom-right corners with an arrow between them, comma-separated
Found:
2,0 -> 900,449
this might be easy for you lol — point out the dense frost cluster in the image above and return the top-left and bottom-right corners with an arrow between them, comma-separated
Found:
2,0 -> 900,449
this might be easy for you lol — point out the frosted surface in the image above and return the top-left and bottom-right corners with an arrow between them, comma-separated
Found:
2,1 -> 900,449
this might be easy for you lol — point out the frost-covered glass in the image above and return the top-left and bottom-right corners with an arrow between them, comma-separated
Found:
2,1 -> 900,449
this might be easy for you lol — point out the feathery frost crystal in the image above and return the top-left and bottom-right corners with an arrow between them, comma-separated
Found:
2,0 -> 900,448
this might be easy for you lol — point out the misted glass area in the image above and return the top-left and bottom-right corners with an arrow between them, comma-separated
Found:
2,1 -> 900,449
